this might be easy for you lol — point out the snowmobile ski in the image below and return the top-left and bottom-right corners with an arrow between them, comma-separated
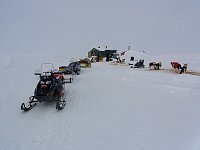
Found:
21,102 -> 37,111
21,96 -> 37,111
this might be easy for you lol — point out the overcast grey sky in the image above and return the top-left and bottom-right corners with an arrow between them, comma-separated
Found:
0,0 -> 199,55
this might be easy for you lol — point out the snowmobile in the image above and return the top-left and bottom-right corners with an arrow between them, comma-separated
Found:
21,63 -> 66,111
69,61 -> 81,75
134,59 -> 145,68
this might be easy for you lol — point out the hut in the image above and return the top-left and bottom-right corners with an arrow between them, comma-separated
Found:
88,46 -> 117,59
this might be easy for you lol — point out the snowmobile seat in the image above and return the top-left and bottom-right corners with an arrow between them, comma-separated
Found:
40,75 -> 52,82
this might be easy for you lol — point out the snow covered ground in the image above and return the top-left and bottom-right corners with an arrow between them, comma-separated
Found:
0,52 -> 200,150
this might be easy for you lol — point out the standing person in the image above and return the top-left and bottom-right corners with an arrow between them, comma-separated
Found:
106,53 -> 109,62
180,64 -> 187,74
96,53 -> 100,62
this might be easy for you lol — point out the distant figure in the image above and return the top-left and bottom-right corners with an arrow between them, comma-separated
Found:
117,56 -> 121,63
180,64 -> 187,74
171,62 -> 182,70
130,57 -> 134,61
106,53 -> 110,62
96,54 -> 101,62
129,57 -> 134,65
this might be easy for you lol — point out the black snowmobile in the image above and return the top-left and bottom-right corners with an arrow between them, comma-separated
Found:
134,59 -> 145,68
69,61 -> 81,75
21,63 -> 66,111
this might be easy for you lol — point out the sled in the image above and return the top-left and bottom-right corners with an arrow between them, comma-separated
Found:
79,58 -> 91,68
133,60 -> 145,68
59,66 -> 74,83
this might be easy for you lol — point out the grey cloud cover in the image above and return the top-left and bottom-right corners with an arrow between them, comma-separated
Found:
0,0 -> 200,55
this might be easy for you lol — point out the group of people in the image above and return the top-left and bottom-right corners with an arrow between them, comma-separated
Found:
171,62 -> 187,74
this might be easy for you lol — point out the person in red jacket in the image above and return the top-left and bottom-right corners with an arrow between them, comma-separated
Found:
171,62 -> 182,70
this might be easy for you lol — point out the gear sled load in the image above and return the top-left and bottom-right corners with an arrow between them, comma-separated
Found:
21,63 -> 66,111
133,59 -> 145,68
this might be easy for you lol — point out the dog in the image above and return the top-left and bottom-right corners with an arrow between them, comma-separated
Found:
149,62 -> 161,70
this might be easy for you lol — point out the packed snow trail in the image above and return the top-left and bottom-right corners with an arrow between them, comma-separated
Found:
2,72 -> 83,150
1,54 -> 200,150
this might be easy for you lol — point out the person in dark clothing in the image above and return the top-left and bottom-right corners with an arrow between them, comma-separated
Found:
106,53 -> 109,62
180,64 -> 187,74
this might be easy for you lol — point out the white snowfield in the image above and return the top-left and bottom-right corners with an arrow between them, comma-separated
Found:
0,52 -> 200,150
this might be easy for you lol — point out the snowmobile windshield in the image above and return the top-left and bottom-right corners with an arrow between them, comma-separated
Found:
40,63 -> 54,75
